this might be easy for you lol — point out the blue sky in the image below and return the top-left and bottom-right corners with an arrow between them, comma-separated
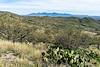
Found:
0,0 -> 100,16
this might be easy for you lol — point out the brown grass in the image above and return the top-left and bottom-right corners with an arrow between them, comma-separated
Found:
0,39 -> 47,67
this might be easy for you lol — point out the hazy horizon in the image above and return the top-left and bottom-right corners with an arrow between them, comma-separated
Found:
0,0 -> 100,16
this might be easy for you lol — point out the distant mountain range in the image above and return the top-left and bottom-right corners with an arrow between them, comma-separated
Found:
28,12 -> 100,20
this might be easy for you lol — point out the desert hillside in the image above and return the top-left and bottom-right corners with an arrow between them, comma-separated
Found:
0,11 -> 100,67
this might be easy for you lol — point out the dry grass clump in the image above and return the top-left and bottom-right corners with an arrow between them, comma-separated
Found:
0,59 -> 35,67
81,31 -> 97,37
0,39 -> 47,67
86,45 -> 100,67
88,45 -> 100,56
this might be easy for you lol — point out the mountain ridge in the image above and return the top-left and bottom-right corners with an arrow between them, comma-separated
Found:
28,12 -> 100,20
0,11 -> 100,20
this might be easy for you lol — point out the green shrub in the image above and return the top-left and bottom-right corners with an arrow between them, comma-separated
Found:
42,45 -> 99,67
55,29 -> 93,49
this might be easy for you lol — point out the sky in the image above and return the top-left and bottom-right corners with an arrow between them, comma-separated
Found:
0,0 -> 100,16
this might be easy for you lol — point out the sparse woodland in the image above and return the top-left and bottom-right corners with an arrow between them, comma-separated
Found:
0,12 -> 99,67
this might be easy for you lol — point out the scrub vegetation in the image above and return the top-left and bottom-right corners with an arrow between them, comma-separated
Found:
0,11 -> 99,67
